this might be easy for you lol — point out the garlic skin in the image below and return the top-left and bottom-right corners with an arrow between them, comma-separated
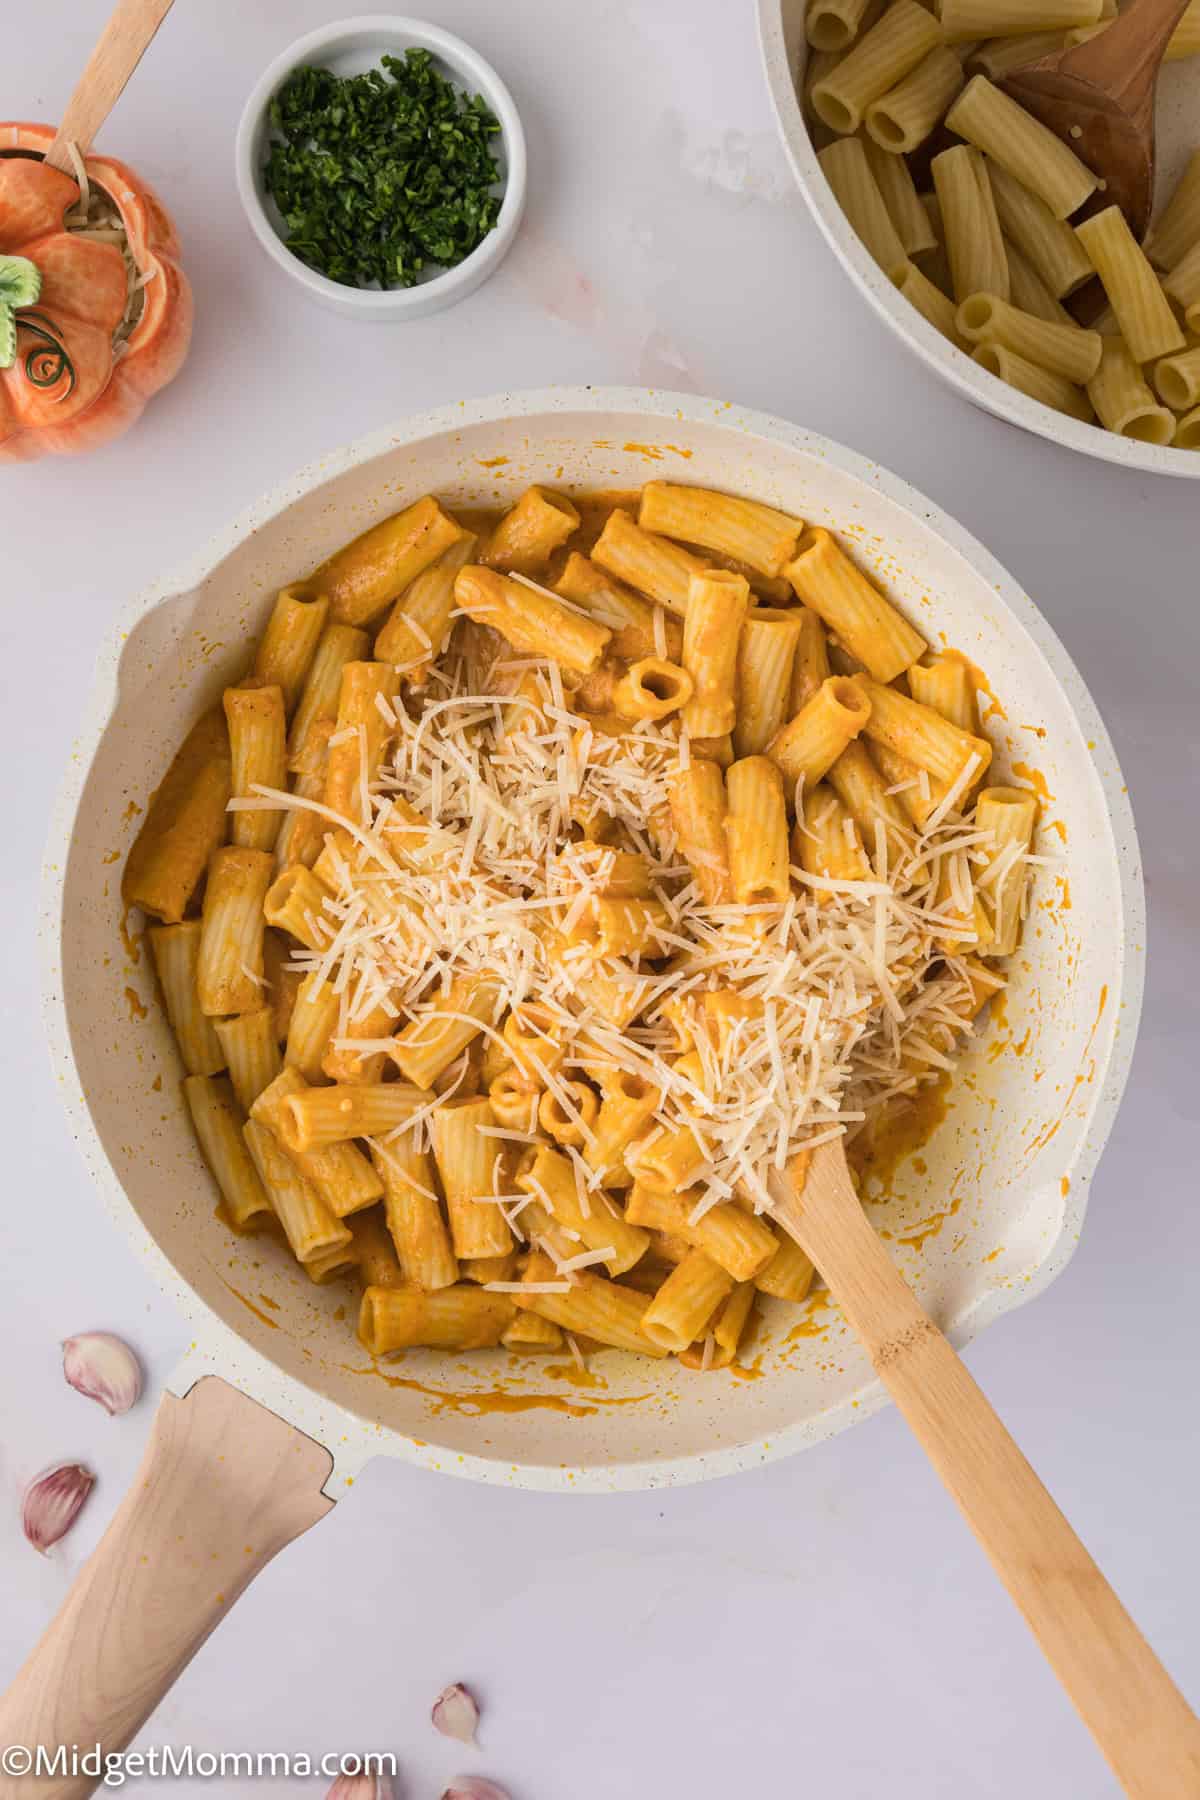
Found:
325,1768 -> 394,1800
62,1332 -> 142,1416
22,1463 -> 95,1554
432,1683 -> 480,1746
442,1782 -> 510,1800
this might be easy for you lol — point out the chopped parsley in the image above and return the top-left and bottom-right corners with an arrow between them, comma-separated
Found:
263,48 -> 504,290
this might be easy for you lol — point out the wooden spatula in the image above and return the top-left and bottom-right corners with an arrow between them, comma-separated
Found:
43,0 -> 176,177
768,1139 -> 1200,1798
999,0 -> 1191,239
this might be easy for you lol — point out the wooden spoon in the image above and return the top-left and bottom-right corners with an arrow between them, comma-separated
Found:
768,1139 -> 1200,1798
999,0 -> 1191,240
43,0 -> 176,177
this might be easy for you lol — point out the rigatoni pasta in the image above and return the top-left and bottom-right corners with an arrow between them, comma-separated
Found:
132,479 -> 1039,1371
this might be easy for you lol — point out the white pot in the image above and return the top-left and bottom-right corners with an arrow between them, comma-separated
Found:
42,387 -> 1143,1495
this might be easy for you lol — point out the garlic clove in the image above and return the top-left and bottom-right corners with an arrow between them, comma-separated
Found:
432,1682 -> 480,1746
442,1782 -> 510,1800
325,1765 -> 394,1800
22,1462 -> 95,1554
62,1331 -> 142,1416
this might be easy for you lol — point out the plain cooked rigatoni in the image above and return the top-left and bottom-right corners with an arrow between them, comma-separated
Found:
128,481 -> 1039,1369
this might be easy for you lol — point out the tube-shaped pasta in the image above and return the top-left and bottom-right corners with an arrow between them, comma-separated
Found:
784,527 -> 925,681
1087,341 -> 1174,441
306,497 -> 463,626
585,1071 -> 662,1185
891,259 -> 962,343
811,0 -> 942,134
669,761 -> 733,904
574,897 -> 671,959
345,1209 -> 403,1288
1172,404 -> 1200,448
827,739 -> 912,856
149,921 -> 226,1076
1162,240 -> 1200,333
971,343 -> 1092,420
681,569 -> 751,739
907,652 -> 978,734
946,77 -> 1097,220
725,756 -> 791,904
860,675 -> 992,787
453,564 -> 612,674
501,1310 -> 565,1350
323,995 -> 399,1085
1165,0 -> 1200,56
359,1283 -> 514,1354
807,0 -> 875,53
769,675 -> 872,794
624,1185 -> 778,1282
637,483 -> 803,578
957,292 -> 1102,383
392,974 -> 502,1087
284,972 -> 342,1083
1145,150 -> 1200,269
482,487 -> 581,574
626,1121 -> 708,1191
591,507 -> 708,614
370,1138 -> 458,1290
502,1001 -> 566,1086
263,932 -> 299,1044
869,740 -> 944,828
224,683 -> 287,853
323,661 -> 400,825
796,783 -> 872,895
755,1234 -> 816,1301
1155,346 -> 1200,411
1075,207 -> 1185,364
489,1070 -> 540,1131
1005,240 -> 1076,326
374,530 -> 477,675
818,137 -> 908,275
184,1075 -> 271,1229
939,0 -> 1100,38
641,1251 -> 735,1353
986,162 -> 1093,298
196,846 -> 273,1016
517,1143 -> 650,1274
281,1081 -> 430,1153
538,1081 -> 601,1149
788,607 -> 831,716
511,1253 -> 671,1358
554,553 -> 683,661
612,658 -> 693,721
734,611 -> 803,757
864,138 -> 937,257
865,46 -> 964,152
932,145 -> 1010,303
251,1067 -> 384,1216
243,1118 -> 353,1263
253,587 -> 329,714
976,785 -> 1038,953
676,1277 -> 757,1368
122,710 -> 231,924
274,719 -> 334,873
263,865 -> 335,950
288,622 -> 370,758
432,1096 -> 515,1259
213,1008 -> 282,1114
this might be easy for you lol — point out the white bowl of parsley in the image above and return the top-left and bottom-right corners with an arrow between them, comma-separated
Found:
235,15 -> 526,319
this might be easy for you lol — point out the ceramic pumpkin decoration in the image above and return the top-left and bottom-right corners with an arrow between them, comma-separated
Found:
0,124 -> 192,462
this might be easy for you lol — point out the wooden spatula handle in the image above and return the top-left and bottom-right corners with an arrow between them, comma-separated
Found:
0,1378 -> 333,1798
44,0 -> 176,175
799,1192 -> 1200,1798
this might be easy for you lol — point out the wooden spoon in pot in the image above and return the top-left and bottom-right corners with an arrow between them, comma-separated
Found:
43,0 -> 176,176
768,1139 -> 1200,1798
1000,0 -> 1191,240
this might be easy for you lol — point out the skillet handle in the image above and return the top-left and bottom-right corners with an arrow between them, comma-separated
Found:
0,1376 -> 333,1797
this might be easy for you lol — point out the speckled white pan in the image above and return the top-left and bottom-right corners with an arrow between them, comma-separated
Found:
759,0 -> 1200,478
41,389 -> 1144,1495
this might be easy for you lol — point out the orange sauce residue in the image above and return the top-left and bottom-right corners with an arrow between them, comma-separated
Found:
953,651 -> 1008,724
1056,875 -> 1072,911
852,1072 -> 951,1199
1026,984 -> 1108,1156
1048,819 -> 1068,844
121,799 -> 142,823
729,1352 -> 766,1382
622,441 -> 666,460
102,848 -> 120,865
786,1289 -> 837,1342
151,1073 -> 162,1092
341,1364 -> 650,1417
475,456 -> 510,468
258,1292 -> 281,1312
119,906 -> 142,965
219,1278 -> 280,1330
1011,762 -> 1055,805
1060,1175 -> 1071,1197
896,1191 -> 964,1252
123,986 -> 147,1022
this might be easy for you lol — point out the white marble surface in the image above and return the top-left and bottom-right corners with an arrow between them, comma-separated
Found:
2,2 -> 1198,1795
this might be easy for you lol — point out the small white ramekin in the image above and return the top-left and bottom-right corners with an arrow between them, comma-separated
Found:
234,15 -> 526,320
